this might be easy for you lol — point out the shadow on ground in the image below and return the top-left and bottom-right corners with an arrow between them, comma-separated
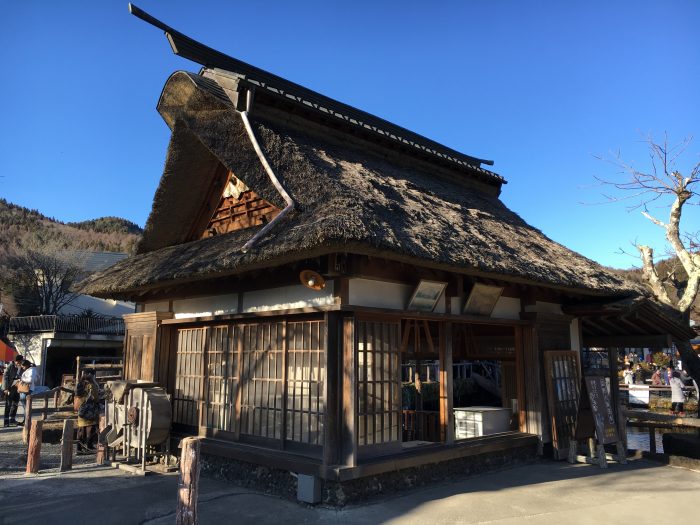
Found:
1,454 -> 697,525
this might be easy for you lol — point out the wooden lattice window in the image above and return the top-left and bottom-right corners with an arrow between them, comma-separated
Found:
286,320 -> 325,445
173,328 -> 206,427
202,174 -> 280,238
203,326 -> 237,432
171,318 -> 327,447
357,320 -> 402,446
544,350 -> 581,459
238,322 -> 285,440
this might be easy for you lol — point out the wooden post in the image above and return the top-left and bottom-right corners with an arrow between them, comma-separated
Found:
176,437 -> 201,525
96,415 -> 107,465
25,420 -> 43,474
596,444 -> 608,469
440,322 -> 454,444
75,356 -> 81,389
616,441 -> 628,464
323,312 -> 340,466
54,388 -> 60,412
648,425 -> 656,455
567,439 -> 578,463
42,396 -> 48,420
22,395 -> 33,444
60,419 -> 74,472
341,316 -> 357,467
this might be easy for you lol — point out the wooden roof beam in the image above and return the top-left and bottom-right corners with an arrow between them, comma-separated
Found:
581,318 -> 614,336
583,334 -> 671,348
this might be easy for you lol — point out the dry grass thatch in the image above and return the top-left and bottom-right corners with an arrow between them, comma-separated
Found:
80,71 -> 639,299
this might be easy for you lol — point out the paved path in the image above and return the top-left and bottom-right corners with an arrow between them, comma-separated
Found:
1,457 -> 698,524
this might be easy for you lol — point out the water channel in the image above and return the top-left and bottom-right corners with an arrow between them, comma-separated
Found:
626,424 -> 665,453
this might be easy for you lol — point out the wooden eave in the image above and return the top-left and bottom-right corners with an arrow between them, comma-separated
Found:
97,245 -> 633,304
563,299 -> 693,344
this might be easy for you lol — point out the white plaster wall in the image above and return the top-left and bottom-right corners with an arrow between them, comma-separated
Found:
144,301 -> 170,313
490,296 -> 521,320
348,278 -> 446,312
8,334 -> 47,386
348,278 -> 412,310
570,319 -> 582,352
242,283 -> 335,313
61,295 -> 135,317
173,294 -> 239,319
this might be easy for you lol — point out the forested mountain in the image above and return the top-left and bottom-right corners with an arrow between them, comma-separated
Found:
68,217 -> 143,236
0,198 -> 142,316
0,198 -> 142,254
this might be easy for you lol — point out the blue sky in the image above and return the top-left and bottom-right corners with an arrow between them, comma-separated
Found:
1,1 -> 698,269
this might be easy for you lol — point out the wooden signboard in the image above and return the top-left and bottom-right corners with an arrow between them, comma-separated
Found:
584,376 -> 618,445
570,375 -> 625,468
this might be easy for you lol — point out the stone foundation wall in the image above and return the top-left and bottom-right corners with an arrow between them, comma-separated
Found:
324,444 -> 538,506
200,454 -> 298,500
201,441 -> 538,506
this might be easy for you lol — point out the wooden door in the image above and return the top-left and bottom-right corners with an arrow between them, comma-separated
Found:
122,311 -> 173,382
202,325 -> 237,435
172,328 -> 206,430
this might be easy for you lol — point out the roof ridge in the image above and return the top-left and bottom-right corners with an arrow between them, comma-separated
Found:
129,3 -> 505,185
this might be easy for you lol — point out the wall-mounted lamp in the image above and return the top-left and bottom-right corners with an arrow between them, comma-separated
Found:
300,270 -> 326,291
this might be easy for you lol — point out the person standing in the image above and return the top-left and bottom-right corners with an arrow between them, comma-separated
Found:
18,360 -> 37,395
74,370 -> 100,452
669,370 -> 686,416
2,354 -> 23,426
633,363 -> 643,385
623,365 -> 634,386
665,365 -> 674,385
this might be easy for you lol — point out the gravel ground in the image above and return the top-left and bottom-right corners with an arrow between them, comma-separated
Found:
0,421 -> 96,476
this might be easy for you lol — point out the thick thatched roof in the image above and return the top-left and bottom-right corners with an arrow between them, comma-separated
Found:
80,69 -> 639,300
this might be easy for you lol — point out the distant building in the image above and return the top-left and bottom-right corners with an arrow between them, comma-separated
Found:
7,251 -> 133,387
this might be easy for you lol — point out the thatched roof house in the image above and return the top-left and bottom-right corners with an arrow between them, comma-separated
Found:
82,6 -> 693,504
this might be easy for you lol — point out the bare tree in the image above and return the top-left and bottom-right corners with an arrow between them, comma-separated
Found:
8,249 -> 85,315
598,134 -> 700,384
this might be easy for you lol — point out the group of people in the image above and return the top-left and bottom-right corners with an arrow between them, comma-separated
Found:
623,360 -> 695,417
2,353 -> 100,453
649,364 -> 692,387
622,363 -> 643,385
1,354 -> 37,427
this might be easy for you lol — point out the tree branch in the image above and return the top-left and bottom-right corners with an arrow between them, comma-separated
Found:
637,245 -> 674,307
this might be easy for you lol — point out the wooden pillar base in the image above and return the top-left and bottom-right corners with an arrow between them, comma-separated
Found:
648,426 -> 657,455
176,437 -> 201,525
26,420 -> 43,474
60,419 -> 74,472
568,438 -> 626,468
